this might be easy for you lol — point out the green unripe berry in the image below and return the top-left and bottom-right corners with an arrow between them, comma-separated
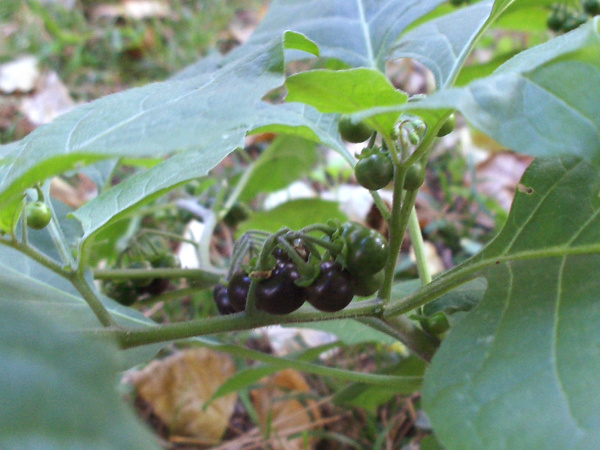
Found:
437,113 -> 456,137
355,150 -> 394,191
25,201 -> 52,230
424,312 -> 450,336
338,115 -> 374,143
403,163 -> 426,191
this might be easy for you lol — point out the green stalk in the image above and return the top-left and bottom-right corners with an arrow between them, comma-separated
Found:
379,187 -> 418,302
1,237 -> 116,327
1,237 -> 66,277
408,206 -> 432,285
107,298 -> 383,349
69,275 -> 117,328
370,190 -> 391,222
297,234 -> 343,254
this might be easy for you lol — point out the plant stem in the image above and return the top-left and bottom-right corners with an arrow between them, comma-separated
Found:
379,187 -> 418,302
408,206 -> 432,285
46,200 -> 75,267
1,237 -> 66,277
219,154 -> 255,222
358,316 -> 438,362
297,234 -> 343,254
107,299 -> 383,349
300,223 -> 336,235
69,274 -> 117,327
404,111 -> 453,168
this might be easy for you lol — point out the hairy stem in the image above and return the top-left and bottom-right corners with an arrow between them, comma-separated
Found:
108,299 -> 383,349
69,274 -> 117,327
379,188 -> 418,302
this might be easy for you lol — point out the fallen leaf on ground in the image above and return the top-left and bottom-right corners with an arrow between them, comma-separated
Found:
127,348 -> 237,441
250,369 -> 322,450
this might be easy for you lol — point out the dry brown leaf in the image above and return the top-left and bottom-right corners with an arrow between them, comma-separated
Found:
250,369 -> 322,450
127,348 -> 237,441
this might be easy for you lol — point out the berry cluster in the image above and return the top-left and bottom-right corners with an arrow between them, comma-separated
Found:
102,239 -> 180,306
213,222 -> 389,315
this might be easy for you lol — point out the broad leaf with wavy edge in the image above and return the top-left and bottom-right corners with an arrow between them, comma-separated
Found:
0,32 -> 316,224
217,0 -> 447,71
352,19 -> 600,164
423,156 -> 600,449
389,0 -> 515,89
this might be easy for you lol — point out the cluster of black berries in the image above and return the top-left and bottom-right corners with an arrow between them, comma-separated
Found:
213,222 -> 389,315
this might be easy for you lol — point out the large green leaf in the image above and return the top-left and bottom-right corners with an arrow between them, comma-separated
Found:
0,300 -> 159,449
354,20 -> 600,163
414,19 -> 600,163
0,242 -> 162,369
286,68 -> 407,134
209,0 -> 447,71
423,156 -> 600,449
389,0 -> 515,89
0,32 -> 314,223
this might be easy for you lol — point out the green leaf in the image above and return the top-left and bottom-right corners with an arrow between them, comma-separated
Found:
454,50 -> 519,87
72,136 -> 241,246
286,68 -> 408,134
236,198 -> 348,237
390,0 -> 516,89
420,19 -> 600,162
207,342 -> 340,405
223,0 -> 447,70
251,102 -> 354,164
0,243 -> 162,369
240,135 -> 319,202
334,356 -> 426,412
0,31 -> 310,220
284,30 -> 320,56
355,20 -> 600,164
422,277 -> 487,317
423,156 -> 600,449
0,300 -> 159,449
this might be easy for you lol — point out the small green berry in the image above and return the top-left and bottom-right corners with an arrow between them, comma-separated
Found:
25,201 -> 52,230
